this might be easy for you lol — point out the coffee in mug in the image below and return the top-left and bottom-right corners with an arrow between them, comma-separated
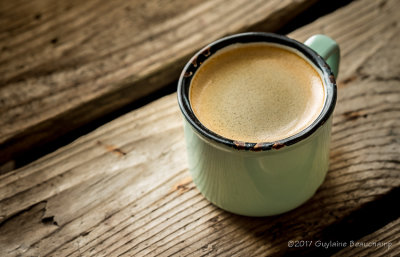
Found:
189,43 -> 325,142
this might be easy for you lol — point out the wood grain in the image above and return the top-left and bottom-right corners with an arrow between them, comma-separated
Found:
0,0 -> 318,165
333,218 -> 400,257
0,0 -> 399,256
289,0 -> 399,83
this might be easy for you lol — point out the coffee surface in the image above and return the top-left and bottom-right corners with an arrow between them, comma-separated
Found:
189,43 -> 325,143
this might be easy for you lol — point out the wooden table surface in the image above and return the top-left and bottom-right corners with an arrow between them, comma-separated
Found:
1,0 -> 399,256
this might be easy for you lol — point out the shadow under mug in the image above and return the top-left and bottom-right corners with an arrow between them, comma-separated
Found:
177,32 -> 339,216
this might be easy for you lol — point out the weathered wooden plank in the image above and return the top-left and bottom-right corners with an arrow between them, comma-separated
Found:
0,0 -> 399,256
289,0 -> 399,83
333,218 -> 400,257
0,0 -> 318,165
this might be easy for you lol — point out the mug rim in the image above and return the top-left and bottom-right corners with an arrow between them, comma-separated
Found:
177,32 -> 337,151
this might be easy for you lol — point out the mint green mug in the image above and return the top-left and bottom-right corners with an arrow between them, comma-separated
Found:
177,32 -> 339,216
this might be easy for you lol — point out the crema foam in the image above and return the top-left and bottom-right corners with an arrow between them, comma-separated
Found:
189,43 -> 325,143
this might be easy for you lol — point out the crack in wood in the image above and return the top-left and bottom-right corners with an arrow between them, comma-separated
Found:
41,216 -> 59,227
171,177 -> 194,195
97,140 -> 127,157
343,110 -> 368,121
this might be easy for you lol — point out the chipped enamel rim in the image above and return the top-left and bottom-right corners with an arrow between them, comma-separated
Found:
177,32 -> 337,151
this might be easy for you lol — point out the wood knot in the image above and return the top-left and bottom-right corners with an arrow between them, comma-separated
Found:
343,110 -> 368,121
341,75 -> 358,85
172,177 -> 193,195
50,37 -> 58,44
97,141 -> 127,157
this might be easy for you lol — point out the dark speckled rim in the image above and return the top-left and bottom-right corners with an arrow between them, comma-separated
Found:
177,32 -> 337,151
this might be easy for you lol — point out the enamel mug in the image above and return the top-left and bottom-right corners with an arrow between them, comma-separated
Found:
177,32 -> 340,216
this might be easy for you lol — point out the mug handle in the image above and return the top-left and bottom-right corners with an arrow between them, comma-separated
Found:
304,34 -> 340,78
